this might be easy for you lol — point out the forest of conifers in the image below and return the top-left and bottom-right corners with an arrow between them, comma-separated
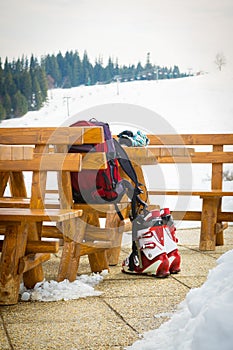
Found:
0,50 -> 186,120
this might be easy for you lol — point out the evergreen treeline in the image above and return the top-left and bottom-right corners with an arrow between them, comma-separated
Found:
0,51 -> 187,120
0,55 -> 48,120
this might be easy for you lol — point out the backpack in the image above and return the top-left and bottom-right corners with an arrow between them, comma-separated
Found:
69,118 -> 147,220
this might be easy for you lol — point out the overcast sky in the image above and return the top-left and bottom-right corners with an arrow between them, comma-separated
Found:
1,0 -> 233,72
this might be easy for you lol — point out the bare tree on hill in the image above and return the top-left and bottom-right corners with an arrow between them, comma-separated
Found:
214,52 -> 226,71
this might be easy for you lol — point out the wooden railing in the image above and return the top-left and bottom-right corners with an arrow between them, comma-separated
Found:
142,134 -> 233,250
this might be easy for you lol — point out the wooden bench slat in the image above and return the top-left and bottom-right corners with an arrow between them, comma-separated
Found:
0,126 -> 105,145
0,208 -> 82,222
81,152 -> 107,169
0,127 -> 83,145
0,146 -> 34,160
0,153 -> 83,171
0,152 -> 107,171
0,198 -> 61,209
146,134 -> 233,145
149,190 -> 233,196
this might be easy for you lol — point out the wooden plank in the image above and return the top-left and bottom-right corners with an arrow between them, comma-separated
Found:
82,152 -> 107,169
148,190 -> 233,196
0,127 -> 84,145
0,152 -> 107,171
146,134 -> 233,145
42,225 -> 63,239
150,152 -> 233,163
218,212 -> 233,221
0,153 -> 83,171
0,146 -> 12,160
0,208 -> 82,222
0,126 -> 105,145
171,211 -> 202,221
0,197 -> 31,208
82,126 -> 105,144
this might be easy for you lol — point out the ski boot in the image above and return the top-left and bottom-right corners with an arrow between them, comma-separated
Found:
122,210 -> 170,278
160,208 -> 181,274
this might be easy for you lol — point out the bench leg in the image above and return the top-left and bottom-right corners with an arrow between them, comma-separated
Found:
199,197 -> 219,251
0,223 -> 28,305
57,238 -> 79,282
85,211 -> 110,272
215,197 -> 225,246
216,222 -> 228,246
23,222 -> 44,289
57,216 -> 87,282
106,211 -> 125,266
88,250 -> 109,272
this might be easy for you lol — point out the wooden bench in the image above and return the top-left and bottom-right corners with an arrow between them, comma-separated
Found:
140,134 -> 233,251
0,127 -> 111,304
0,208 -> 82,305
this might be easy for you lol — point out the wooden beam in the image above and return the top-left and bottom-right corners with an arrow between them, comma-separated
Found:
18,253 -> 51,274
26,240 -> 59,254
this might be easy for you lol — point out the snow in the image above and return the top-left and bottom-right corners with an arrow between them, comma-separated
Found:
19,271 -> 108,302
127,250 -> 233,350
1,69 -> 233,349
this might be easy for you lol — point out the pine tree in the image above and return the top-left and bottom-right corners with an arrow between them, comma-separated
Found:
71,51 -> 82,86
82,51 -> 93,85
20,71 -> 32,108
2,93 -> 12,118
0,101 -> 6,121
93,56 -> 105,83
12,90 -> 28,117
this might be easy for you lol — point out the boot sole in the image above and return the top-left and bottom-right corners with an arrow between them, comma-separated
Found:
121,269 -> 170,278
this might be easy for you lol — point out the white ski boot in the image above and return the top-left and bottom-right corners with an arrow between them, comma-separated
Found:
122,210 -> 170,278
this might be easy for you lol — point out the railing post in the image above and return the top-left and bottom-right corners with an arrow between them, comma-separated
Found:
212,145 -> 224,246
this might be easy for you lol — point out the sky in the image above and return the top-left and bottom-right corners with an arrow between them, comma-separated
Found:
1,0 -> 233,73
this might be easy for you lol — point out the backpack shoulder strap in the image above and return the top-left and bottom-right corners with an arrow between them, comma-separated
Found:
113,138 -> 147,219
113,138 -> 139,186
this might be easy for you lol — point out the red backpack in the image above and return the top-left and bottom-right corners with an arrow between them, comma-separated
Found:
69,118 -> 146,220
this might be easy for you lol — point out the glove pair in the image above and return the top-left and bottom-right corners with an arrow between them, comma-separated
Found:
118,130 -> 149,147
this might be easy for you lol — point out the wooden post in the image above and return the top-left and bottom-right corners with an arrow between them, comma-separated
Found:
106,209 -> 126,266
0,222 -> 28,305
57,216 -> 87,281
0,172 -> 10,196
9,172 -> 27,197
212,145 -> 224,246
199,196 -> 219,250
23,144 -> 48,289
